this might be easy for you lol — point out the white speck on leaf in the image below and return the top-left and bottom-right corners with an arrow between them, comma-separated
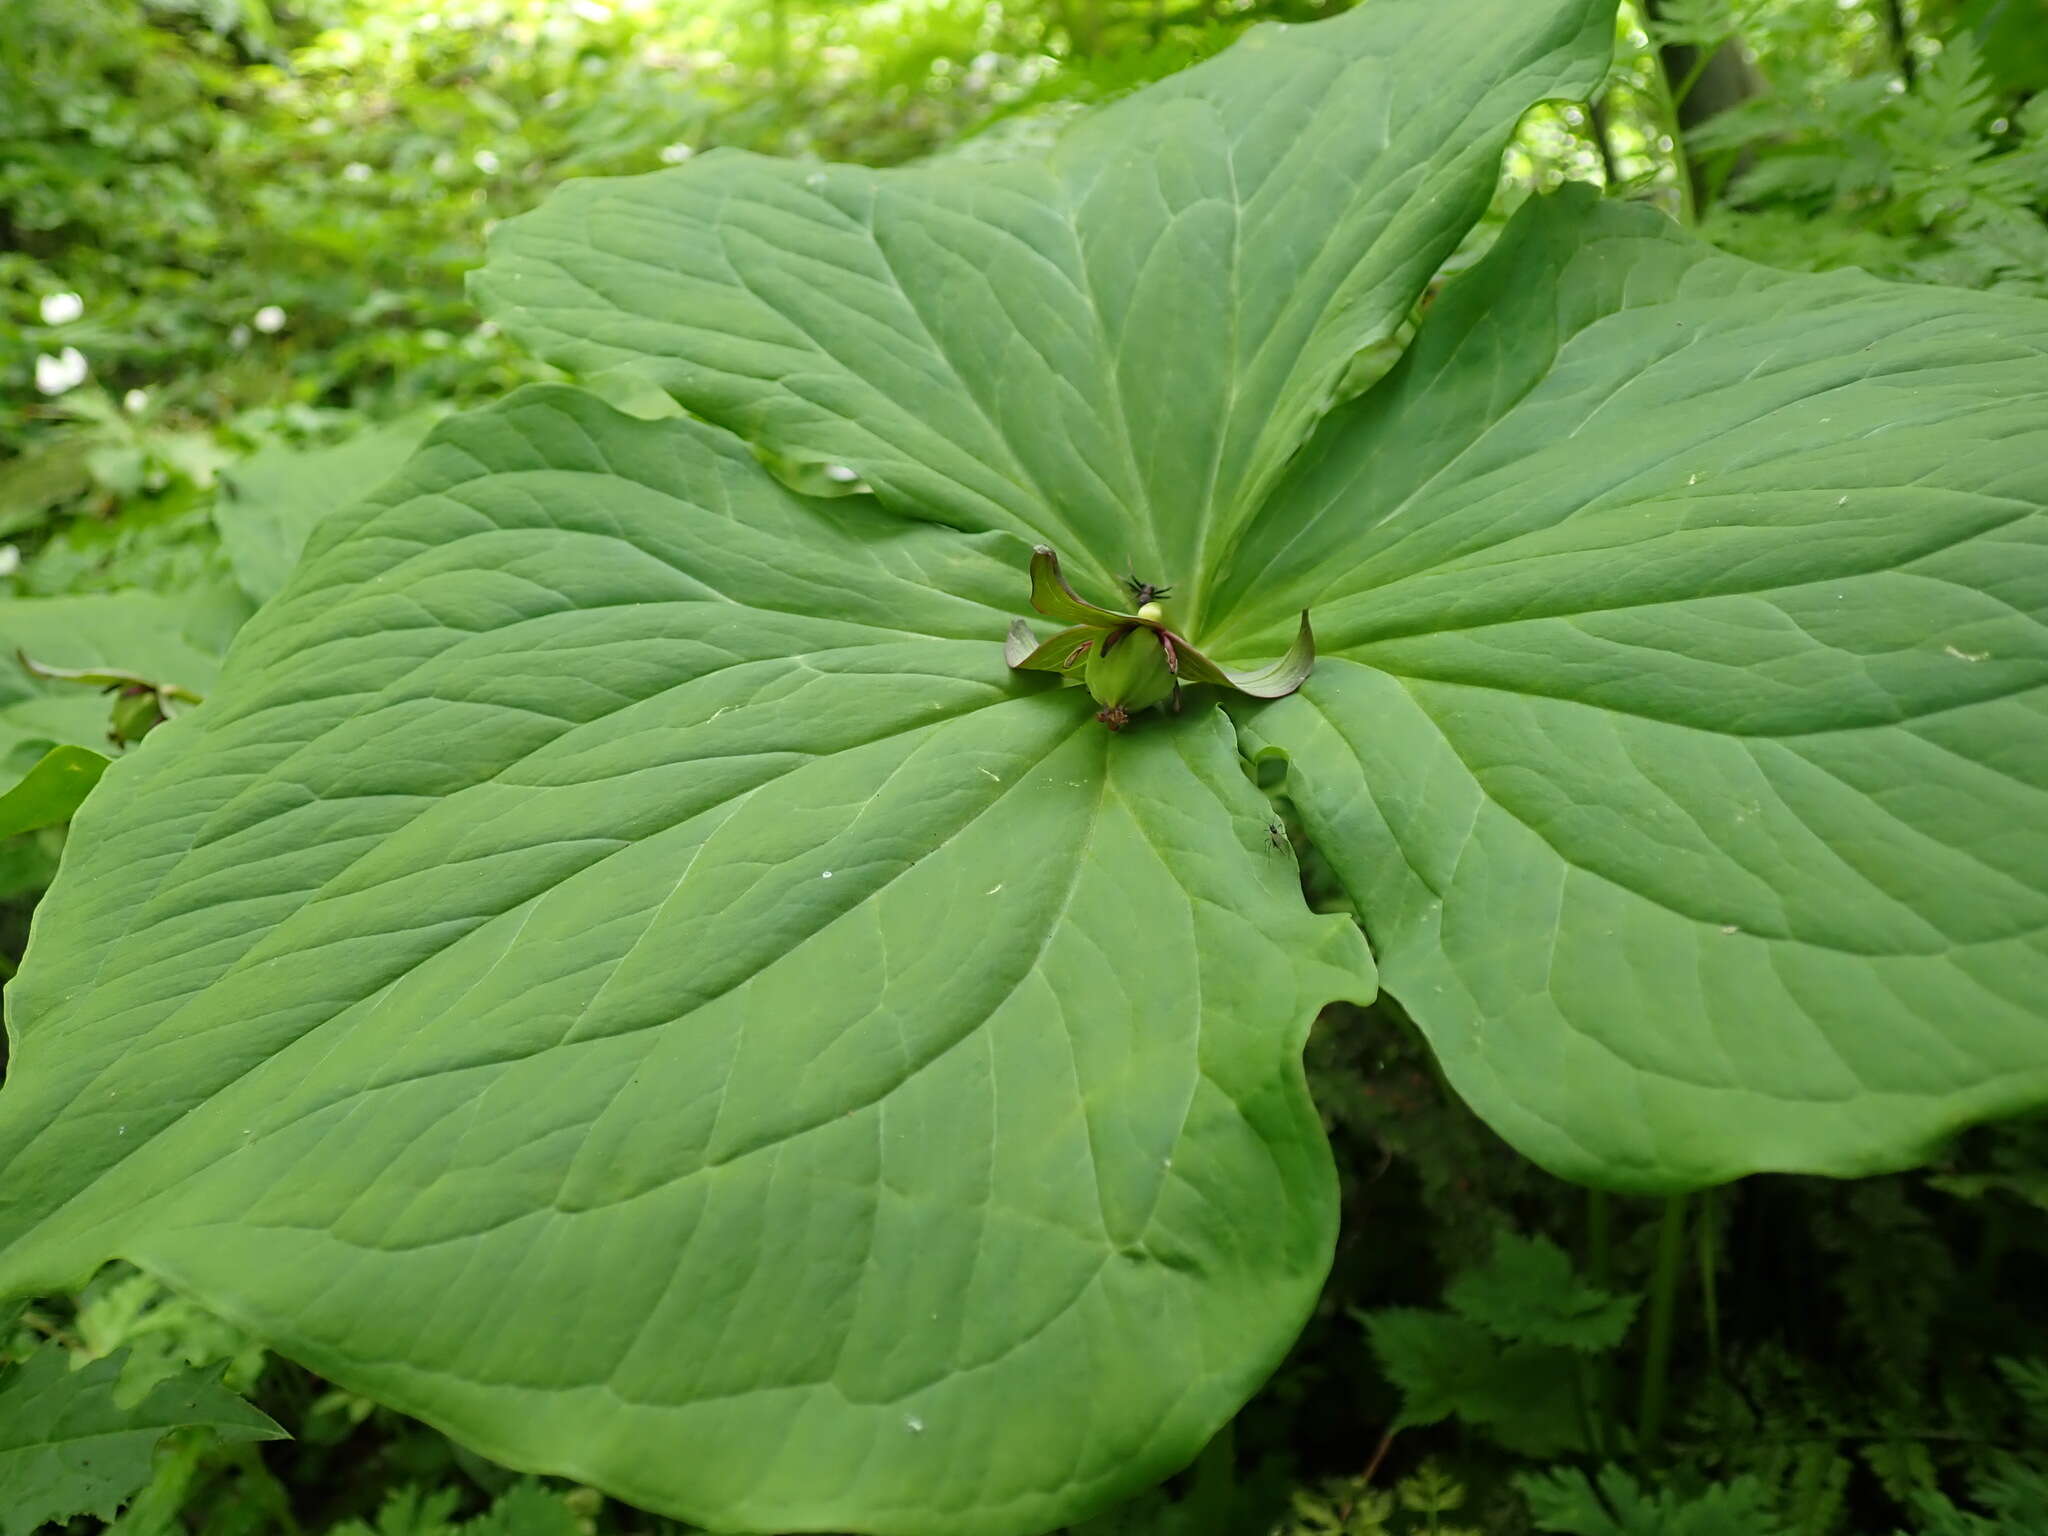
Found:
1720,925 -> 1740,935
977,767 -> 1001,782
986,884 -> 1003,895
821,871 -> 833,880
1945,644 -> 1990,662
906,1416 -> 925,1433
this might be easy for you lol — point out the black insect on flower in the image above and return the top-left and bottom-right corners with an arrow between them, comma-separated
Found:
1123,574 -> 1174,610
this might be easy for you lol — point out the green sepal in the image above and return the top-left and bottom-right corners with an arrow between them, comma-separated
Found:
1004,620 -> 1098,674
15,652 -> 202,704
1027,546 -> 1140,629
1175,612 -> 1316,700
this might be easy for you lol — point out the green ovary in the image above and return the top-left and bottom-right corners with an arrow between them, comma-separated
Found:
1084,625 -> 1175,713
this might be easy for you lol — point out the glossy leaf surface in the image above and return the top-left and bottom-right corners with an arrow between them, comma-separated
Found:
0,389 -> 1372,1535
1234,189 -> 2048,1190
475,0 -> 1612,618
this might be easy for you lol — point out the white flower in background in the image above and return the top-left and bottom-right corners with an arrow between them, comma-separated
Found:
230,323 -> 251,348
343,161 -> 372,183
253,305 -> 287,334
0,546 -> 20,578
39,291 -> 83,326
570,0 -> 612,20
124,388 -> 149,414
473,149 -> 500,174
659,142 -> 693,164
34,347 -> 87,395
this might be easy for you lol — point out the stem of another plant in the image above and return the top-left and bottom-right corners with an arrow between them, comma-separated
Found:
1587,1187 -> 1617,1442
1639,28 -> 1698,225
1361,1425 -> 1396,1486
1697,1187 -> 1722,1375
1569,1352 -> 1604,1459
1637,1194 -> 1689,1450
1587,1188 -> 1613,1289
768,0 -> 792,111
1587,96 -> 1622,189
1882,0 -> 1917,85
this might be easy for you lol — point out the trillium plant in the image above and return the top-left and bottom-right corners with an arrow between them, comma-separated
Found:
2,1 -> 2045,1531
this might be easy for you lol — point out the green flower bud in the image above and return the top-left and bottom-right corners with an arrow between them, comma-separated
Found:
1084,624 -> 1176,721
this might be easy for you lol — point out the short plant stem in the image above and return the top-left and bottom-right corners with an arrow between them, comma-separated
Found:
1587,1187 -> 1613,1288
1569,1352 -> 1604,1459
1586,1186 -> 1618,1440
1362,1425 -> 1396,1486
1697,1187 -> 1722,1372
1637,1194 -> 1690,1449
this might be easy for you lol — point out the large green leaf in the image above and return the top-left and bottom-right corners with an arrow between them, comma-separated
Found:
15,2 -> 2048,1528
474,0 -> 1612,622
1232,188 -> 2048,1191
0,388 -> 1372,1535
213,412 -> 441,606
